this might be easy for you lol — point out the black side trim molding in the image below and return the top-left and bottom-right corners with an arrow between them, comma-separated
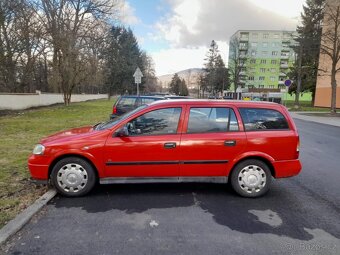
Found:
105,160 -> 229,166
182,160 -> 228,165
106,161 -> 179,166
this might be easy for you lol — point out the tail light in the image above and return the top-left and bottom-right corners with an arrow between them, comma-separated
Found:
295,136 -> 300,159
112,105 -> 117,114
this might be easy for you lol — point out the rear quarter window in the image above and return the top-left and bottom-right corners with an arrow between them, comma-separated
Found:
118,97 -> 136,106
239,108 -> 289,131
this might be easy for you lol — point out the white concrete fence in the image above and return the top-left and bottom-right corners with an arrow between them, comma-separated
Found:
0,91 -> 108,110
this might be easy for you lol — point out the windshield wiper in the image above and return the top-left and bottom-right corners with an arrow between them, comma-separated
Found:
93,122 -> 103,130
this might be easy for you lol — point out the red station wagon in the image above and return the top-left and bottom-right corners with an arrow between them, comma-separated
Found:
28,100 -> 302,198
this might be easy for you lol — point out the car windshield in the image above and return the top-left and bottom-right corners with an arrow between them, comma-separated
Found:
95,105 -> 148,130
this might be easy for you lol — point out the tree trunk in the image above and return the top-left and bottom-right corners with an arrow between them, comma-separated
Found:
330,65 -> 337,114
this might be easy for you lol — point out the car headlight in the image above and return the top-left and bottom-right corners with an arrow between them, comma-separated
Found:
33,144 -> 45,155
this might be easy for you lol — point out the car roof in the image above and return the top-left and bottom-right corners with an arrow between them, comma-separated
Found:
148,99 -> 281,108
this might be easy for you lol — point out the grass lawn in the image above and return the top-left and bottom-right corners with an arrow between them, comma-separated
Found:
284,100 -> 330,112
0,99 -> 114,228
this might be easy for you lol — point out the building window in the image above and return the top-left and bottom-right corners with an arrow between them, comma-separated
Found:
263,34 -> 269,39
270,77 -> 276,82
258,85 -> 265,88
271,68 -> 276,73
250,59 -> 256,64
260,68 -> 266,73
271,60 -> 277,64
248,76 -> 255,81
251,42 -> 258,47
262,51 -> 268,56
273,34 -> 280,39
272,51 -> 278,56
278,84 -> 285,89
259,76 -> 265,81
263,42 -> 268,47
260,59 -> 266,64
252,33 -> 258,38
269,85 -> 275,89
251,51 -> 256,56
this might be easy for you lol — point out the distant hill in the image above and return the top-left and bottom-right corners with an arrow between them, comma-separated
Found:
157,68 -> 204,90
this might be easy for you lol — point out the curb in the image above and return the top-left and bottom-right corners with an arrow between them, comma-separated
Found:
0,189 -> 57,245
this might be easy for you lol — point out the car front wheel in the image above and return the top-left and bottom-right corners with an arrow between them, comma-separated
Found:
230,159 -> 272,198
51,157 -> 96,197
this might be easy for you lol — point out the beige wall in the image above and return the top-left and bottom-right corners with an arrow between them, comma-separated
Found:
314,0 -> 340,108
0,93 -> 108,110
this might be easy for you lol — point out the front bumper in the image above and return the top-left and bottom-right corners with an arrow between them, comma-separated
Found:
273,159 -> 302,178
28,154 -> 50,181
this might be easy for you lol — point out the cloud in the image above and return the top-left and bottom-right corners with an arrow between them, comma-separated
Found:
156,0 -> 302,47
151,40 -> 229,76
117,0 -> 140,25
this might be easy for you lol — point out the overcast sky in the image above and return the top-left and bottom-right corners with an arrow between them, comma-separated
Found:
119,0 -> 306,76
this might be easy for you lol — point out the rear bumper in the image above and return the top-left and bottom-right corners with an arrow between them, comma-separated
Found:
273,159 -> 302,178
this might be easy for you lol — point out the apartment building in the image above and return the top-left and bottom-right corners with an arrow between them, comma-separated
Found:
228,30 -> 297,91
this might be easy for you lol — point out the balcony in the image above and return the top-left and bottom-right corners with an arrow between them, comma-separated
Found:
239,54 -> 247,59
278,80 -> 285,85
280,55 -> 289,59
280,63 -> 289,68
279,72 -> 287,76
238,79 -> 246,84
239,71 -> 247,76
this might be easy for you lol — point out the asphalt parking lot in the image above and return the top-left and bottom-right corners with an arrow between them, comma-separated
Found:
2,119 -> 340,255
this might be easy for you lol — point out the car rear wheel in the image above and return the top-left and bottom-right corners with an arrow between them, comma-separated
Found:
230,159 -> 271,198
51,157 -> 96,197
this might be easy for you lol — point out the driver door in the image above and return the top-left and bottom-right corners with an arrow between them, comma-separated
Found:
103,107 -> 183,177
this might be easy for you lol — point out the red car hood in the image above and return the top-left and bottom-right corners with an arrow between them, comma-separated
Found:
41,126 -> 94,144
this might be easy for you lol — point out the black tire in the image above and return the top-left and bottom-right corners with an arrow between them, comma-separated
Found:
230,159 -> 272,198
51,157 -> 96,197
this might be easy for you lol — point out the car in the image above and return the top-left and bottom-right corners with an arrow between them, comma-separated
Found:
110,95 -> 164,119
28,100 -> 302,198
164,95 -> 193,99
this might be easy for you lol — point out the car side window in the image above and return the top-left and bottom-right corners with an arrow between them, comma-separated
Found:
118,97 -> 136,107
127,108 -> 182,136
141,98 -> 159,104
239,108 -> 289,131
187,107 -> 239,133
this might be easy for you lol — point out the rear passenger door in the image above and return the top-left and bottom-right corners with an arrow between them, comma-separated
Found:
179,106 -> 246,177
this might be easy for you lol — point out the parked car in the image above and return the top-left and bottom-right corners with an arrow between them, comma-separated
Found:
110,95 -> 164,119
164,95 -> 193,99
28,100 -> 301,198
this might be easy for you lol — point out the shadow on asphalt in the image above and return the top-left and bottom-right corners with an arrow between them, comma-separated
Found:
50,182 -> 338,241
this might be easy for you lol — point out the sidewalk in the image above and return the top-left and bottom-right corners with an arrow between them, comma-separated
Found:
289,112 -> 340,127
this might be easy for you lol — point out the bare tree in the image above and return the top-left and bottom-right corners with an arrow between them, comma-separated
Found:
35,0 -> 119,105
228,37 -> 249,95
319,1 -> 340,114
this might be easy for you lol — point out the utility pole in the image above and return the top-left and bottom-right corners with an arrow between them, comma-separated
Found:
294,44 -> 303,109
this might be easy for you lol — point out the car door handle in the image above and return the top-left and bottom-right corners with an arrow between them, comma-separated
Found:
224,140 -> 236,146
164,142 -> 176,149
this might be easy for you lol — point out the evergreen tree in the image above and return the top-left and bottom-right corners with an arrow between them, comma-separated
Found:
169,73 -> 181,95
289,0 -> 325,103
179,79 -> 189,96
105,26 -> 145,95
204,40 -> 219,94
215,54 -> 230,93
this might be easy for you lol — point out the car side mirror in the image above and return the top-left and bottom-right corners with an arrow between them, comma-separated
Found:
115,125 -> 129,137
